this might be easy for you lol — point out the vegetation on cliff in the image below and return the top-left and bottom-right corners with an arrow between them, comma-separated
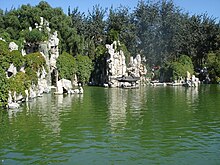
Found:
0,41 -> 47,106
24,52 -> 47,84
205,52 -> 220,83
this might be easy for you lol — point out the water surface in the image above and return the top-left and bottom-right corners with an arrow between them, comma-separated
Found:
0,85 -> 220,164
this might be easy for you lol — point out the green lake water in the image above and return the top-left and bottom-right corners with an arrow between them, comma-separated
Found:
0,85 -> 220,165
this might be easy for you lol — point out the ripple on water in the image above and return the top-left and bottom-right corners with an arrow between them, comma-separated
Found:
1,86 -> 220,164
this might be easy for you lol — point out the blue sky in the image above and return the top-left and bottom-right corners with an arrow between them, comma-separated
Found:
1,0 -> 220,21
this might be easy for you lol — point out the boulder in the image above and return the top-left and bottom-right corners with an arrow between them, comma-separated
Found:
7,64 -> 17,77
60,79 -> 73,92
55,80 -> 63,94
9,42 -> 18,51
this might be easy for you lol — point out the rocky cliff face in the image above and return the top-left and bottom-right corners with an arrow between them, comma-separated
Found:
106,41 -> 127,87
7,17 -> 61,107
105,41 -> 147,87
127,54 -> 147,84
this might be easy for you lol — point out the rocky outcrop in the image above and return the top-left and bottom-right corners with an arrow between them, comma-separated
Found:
184,71 -> 200,87
106,41 -> 127,87
48,31 -> 59,70
105,41 -> 147,87
55,79 -> 83,95
127,54 -> 147,84
6,18 -> 60,108
7,63 -> 17,78
9,42 -> 18,51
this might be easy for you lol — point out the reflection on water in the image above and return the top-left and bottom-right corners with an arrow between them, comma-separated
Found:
7,108 -> 23,120
26,94 -> 83,136
185,86 -> 199,109
0,85 -> 220,164
107,87 -> 147,132
107,88 -> 128,131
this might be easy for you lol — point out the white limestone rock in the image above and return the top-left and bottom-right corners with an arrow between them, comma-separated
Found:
55,80 -> 63,94
7,63 -> 17,77
60,79 -> 73,92
9,42 -> 18,51
106,41 -> 127,87
48,31 -> 59,69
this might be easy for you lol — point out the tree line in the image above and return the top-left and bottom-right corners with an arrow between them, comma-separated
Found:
0,0 -> 220,83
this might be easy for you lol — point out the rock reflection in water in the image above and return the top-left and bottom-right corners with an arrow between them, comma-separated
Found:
107,88 -> 146,132
26,94 -> 83,136
185,86 -> 199,109
127,87 -> 147,119
107,88 -> 128,131
7,108 -> 23,120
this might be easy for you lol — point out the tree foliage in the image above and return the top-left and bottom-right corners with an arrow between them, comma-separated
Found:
0,40 -> 11,70
57,52 -> 76,80
0,67 -> 8,107
24,29 -> 46,43
160,55 -> 194,81
0,0 -> 219,84
24,52 -> 47,84
76,55 -> 93,84
205,52 -> 220,83
9,50 -> 25,69
8,72 -> 31,96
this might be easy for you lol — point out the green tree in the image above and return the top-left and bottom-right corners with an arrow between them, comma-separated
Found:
8,72 -> 31,96
76,54 -> 93,84
69,7 -> 86,35
9,50 -> 25,69
57,52 -> 77,80
0,67 -> 9,107
205,52 -> 220,83
160,55 -> 194,81
86,5 -> 107,46
106,6 -> 136,54
24,29 -> 46,43
0,40 -> 10,70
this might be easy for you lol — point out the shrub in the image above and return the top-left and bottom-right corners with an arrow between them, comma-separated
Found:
160,55 -> 194,82
9,50 -> 25,69
24,52 -> 47,84
24,29 -> 46,43
8,72 -> 31,96
0,67 -> 9,107
76,54 -> 93,84
0,40 -> 10,70
205,52 -> 220,83
57,52 -> 77,80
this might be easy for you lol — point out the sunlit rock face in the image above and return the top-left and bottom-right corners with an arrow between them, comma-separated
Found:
105,41 -> 147,87
9,42 -> 18,51
106,41 -> 127,87
48,31 -> 59,70
127,54 -> 147,84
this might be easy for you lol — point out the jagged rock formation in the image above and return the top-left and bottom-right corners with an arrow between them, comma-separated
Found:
48,31 -> 59,70
6,18 -> 60,108
105,41 -> 147,87
184,71 -> 200,87
3,17 -> 82,108
7,64 -> 17,77
25,17 -> 60,87
127,54 -> 147,84
106,41 -> 127,87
